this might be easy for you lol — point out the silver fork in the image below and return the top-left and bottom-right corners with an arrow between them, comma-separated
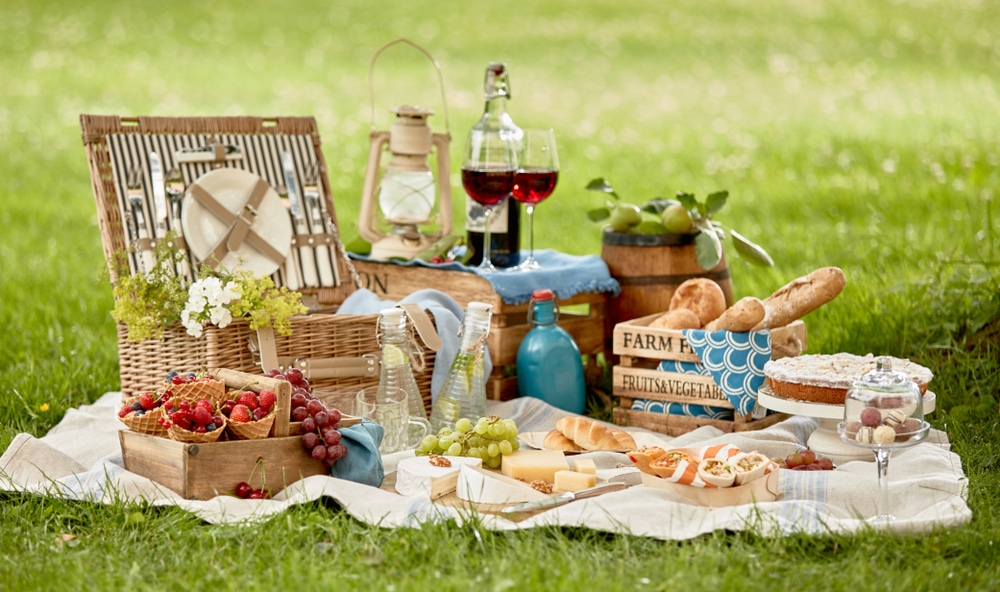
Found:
165,167 -> 190,279
126,168 -> 155,274
303,162 -> 335,287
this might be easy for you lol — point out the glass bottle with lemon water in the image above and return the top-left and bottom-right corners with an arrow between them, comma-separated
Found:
429,302 -> 492,433
376,308 -> 426,421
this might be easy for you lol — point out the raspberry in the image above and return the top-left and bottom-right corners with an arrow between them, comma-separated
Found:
237,391 -> 259,411
230,404 -> 253,423
192,407 -> 213,426
195,398 -> 213,411
118,406 -> 131,418
258,390 -> 277,412
139,392 -> 157,410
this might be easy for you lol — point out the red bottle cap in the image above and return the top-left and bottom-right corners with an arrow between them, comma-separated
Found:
531,289 -> 555,302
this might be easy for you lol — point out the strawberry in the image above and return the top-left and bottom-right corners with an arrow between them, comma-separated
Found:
236,391 -> 259,411
139,392 -> 157,410
230,404 -> 253,423
258,390 -> 277,412
192,407 -> 213,426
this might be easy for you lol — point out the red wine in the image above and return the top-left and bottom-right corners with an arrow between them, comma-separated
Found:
512,168 -> 558,205
462,167 -> 516,206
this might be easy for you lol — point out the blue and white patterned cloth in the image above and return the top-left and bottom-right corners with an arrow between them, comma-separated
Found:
681,329 -> 773,417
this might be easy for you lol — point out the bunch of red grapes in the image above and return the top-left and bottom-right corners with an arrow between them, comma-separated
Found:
781,448 -> 835,471
265,368 -> 347,468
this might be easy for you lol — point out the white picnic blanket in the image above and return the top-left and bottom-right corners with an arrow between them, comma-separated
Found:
0,392 -> 970,539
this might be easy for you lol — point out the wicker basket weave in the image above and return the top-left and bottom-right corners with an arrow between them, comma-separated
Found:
82,115 -> 437,411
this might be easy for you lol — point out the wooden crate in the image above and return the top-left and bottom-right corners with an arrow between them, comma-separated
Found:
351,259 -> 607,401
119,369 -> 358,499
610,314 -> 808,436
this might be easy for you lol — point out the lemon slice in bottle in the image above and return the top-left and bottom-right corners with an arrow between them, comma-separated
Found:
382,343 -> 408,367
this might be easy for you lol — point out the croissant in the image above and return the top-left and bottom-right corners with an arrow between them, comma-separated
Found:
555,416 -> 637,451
543,429 -> 582,452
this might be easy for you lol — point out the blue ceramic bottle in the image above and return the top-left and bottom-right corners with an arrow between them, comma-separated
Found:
516,289 -> 585,413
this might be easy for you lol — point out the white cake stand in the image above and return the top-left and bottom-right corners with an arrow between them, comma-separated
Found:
757,384 -> 936,465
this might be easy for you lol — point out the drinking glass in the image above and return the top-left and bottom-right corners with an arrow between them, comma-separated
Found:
462,128 -> 518,273
511,129 -> 559,271
355,387 -> 430,454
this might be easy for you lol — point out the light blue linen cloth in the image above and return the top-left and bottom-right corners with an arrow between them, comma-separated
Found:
337,288 -> 486,403
349,249 -> 621,305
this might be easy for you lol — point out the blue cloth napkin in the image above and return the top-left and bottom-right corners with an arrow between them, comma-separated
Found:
329,420 -> 385,487
349,249 -> 621,305
337,288 -> 479,402
681,329 -> 773,416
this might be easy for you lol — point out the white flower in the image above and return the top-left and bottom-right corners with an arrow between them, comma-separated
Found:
210,305 -> 233,328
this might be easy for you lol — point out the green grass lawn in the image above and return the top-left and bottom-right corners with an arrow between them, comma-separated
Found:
2,0 -> 1000,589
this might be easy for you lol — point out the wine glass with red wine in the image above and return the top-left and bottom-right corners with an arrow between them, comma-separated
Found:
462,128 -> 518,273
511,129 -> 559,270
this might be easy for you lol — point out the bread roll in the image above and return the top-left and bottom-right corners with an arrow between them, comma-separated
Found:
704,296 -> 765,332
555,416 -> 637,451
649,308 -> 702,330
543,429 -> 582,452
668,278 -> 727,326
753,267 -> 846,330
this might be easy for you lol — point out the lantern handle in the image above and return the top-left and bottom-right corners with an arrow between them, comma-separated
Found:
368,38 -> 451,134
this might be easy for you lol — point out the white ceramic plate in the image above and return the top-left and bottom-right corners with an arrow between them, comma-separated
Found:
181,168 -> 292,276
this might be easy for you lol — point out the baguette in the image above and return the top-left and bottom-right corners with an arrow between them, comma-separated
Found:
543,429 -> 582,452
704,296 -> 765,332
556,416 -> 637,451
753,267 -> 846,330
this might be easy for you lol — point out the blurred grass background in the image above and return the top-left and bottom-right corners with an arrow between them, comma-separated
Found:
1,0 -> 999,588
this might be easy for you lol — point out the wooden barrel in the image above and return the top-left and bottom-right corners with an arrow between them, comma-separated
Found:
601,230 -> 734,331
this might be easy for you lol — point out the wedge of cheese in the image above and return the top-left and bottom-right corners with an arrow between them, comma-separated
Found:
554,470 -> 597,492
573,458 -> 597,475
500,449 -> 570,483
394,455 -> 483,499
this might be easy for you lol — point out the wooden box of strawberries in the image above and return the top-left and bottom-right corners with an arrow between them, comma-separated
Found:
118,368 -> 357,500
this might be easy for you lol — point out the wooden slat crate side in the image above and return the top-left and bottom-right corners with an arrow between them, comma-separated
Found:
613,316 -> 808,362
120,431 -> 328,500
612,407 -> 788,437
613,365 -> 732,408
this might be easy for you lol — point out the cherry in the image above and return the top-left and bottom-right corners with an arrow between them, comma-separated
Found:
235,482 -> 253,498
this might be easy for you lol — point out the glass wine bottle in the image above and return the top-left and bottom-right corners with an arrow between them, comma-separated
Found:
466,62 -> 522,268
428,302 -> 493,432
376,308 -> 426,420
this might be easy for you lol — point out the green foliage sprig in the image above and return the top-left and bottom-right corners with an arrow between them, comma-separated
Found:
110,237 -> 188,342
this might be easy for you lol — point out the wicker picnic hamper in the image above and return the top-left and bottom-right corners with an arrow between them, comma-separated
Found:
81,115 -> 437,413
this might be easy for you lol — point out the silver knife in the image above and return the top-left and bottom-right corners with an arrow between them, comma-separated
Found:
501,482 -> 628,515
149,152 -> 167,233
282,151 -> 318,287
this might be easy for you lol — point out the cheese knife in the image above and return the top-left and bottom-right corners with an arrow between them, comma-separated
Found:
501,482 -> 628,515
282,151 -> 319,288
149,152 -> 167,234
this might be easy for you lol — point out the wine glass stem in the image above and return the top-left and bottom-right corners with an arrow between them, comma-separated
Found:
874,447 -> 892,519
526,204 -> 535,262
482,207 -> 493,266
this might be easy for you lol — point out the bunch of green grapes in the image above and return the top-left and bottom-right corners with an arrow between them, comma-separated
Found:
415,415 -> 520,469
